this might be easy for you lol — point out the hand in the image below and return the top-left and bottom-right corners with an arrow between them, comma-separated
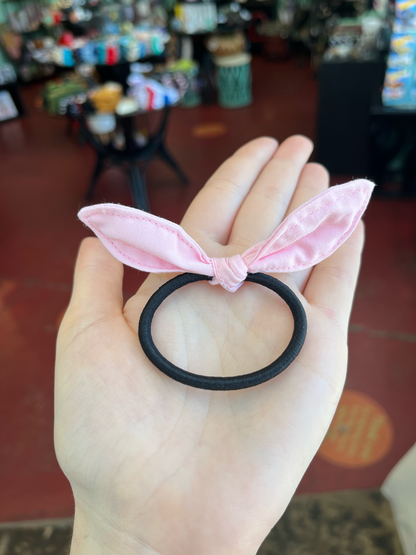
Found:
55,136 -> 364,555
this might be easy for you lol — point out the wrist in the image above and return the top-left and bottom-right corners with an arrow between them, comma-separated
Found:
70,505 -> 159,555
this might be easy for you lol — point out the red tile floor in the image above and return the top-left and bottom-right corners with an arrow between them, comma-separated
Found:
0,56 -> 415,522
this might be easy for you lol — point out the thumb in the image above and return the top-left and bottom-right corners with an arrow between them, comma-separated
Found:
68,237 -> 124,320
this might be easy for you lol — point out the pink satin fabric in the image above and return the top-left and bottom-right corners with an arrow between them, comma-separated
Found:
78,179 -> 375,292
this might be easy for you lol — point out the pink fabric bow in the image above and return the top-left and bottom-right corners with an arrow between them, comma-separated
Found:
78,179 -> 374,292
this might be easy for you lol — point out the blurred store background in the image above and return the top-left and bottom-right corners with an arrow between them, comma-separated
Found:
0,0 -> 415,552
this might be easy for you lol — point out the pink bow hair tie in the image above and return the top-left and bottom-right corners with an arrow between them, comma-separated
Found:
78,179 -> 374,290
78,178 -> 375,391
78,179 -> 374,291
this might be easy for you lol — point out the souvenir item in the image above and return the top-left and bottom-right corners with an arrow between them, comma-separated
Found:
116,97 -> 140,115
128,77 -> 166,110
383,0 -> 416,107
90,82 -> 123,112
78,179 -> 374,391
53,46 -> 75,66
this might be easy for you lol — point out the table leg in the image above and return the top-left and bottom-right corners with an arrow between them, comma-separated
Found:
158,144 -> 189,184
86,155 -> 105,201
129,162 -> 150,211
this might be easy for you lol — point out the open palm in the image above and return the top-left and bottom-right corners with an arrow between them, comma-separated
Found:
55,136 -> 365,555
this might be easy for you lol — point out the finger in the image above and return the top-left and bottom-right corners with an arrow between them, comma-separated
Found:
303,222 -> 365,337
228,135 -> 313,249
284,162 -> 330,217
281,163 -> 330,292
180,137 -> 278,246
68,237 -> 124,319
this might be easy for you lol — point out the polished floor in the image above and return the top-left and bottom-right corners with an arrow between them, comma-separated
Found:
0,56 -> 415,521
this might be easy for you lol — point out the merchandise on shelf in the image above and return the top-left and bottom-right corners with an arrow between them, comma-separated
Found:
323,13 -> 386,61
217,3 -> 252,30
0,0 -> 170,81
90,81 -> 123,112
396,0 -> 416,27
383,24 -> 416,106
383,0 -> 416,107
86,112 -> 116,144
6,1 -> 45,34
0,63 -> 17,86
205,31 -> 246,57
172,3 -> 217,34
115,96 -> 139,115
160,59 -> 200,107
289,0 -> 369,67
43,76 -> 88,114
126,70 -> 179,110
28,27 -> 170,68
42,55 -> 191,123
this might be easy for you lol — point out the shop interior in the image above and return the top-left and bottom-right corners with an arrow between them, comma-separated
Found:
0,0 -> 416,552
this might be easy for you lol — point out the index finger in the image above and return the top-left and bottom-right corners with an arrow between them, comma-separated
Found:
180,137 -> 278,246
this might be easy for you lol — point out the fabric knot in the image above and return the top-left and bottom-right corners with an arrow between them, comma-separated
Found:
211,254 -> 248,292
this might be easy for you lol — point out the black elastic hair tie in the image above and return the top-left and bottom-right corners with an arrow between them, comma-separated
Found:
138,273 -> 307,391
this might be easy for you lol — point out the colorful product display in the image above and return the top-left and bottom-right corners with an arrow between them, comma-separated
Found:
43,77 -> 87,114
127,72 -> 180,111
172,3 -> 217,34
165,59 -> 200,107
90,82 -> 123,112
395,0 -> 416,26
34,28 -> 169,68
0,64 -> 17,86
383,0 -> 416,106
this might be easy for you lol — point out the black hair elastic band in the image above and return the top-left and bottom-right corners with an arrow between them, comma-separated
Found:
138,272 -> 307,391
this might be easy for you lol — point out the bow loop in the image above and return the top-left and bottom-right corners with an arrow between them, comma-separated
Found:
78,179 -> 375,292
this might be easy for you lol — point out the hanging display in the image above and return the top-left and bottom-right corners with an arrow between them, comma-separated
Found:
383,0 -> 416,107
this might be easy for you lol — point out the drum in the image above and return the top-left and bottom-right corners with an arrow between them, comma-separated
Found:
181,73 -> 201,107
214,53 -> 252,108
